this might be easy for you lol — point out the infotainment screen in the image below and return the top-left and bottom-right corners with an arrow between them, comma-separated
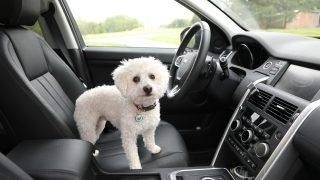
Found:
276,65 -> 320,101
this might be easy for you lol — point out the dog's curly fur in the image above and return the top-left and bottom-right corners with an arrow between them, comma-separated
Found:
74,57 -> 170,169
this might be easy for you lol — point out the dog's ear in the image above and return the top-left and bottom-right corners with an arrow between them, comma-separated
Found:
154,58 -> 170,93
112,61 -> 128,97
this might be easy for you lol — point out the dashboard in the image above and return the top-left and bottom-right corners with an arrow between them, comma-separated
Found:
209,31 -> 320,179
218,32 -> 320,103
276,65 -> 320,101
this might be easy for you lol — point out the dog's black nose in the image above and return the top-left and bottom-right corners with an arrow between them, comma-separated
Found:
143,86 -> 152,95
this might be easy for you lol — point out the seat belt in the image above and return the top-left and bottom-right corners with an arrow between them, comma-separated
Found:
42,5 -> 87,88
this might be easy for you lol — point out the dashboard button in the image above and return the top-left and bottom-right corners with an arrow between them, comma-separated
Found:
241,129 -> 254,143
231,119 -> 242,131
275,61 -> 284,67
263,132 -> 270,139
269,70 -> 277,75
250,162 -> 256,169
263,62 -> 272,69
276,131 -> 284,140
254,142 -> 270,158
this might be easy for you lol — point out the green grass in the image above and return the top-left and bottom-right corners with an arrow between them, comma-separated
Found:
83,28 -> 183,40
146,33 -> 181,45
85,41 -> 127,46
264,28 -> 320,37
82,28 -> 183,47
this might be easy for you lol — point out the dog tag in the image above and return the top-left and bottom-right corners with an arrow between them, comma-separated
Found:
135,114 -> 143,122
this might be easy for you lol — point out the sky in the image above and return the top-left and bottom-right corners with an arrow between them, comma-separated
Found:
66,0 -> 194,28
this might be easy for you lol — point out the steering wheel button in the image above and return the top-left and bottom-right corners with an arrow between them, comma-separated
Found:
175,56 -> 183,67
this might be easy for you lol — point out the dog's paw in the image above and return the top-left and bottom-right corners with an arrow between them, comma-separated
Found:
130,163 -> 142,169
149,145 -> 161,154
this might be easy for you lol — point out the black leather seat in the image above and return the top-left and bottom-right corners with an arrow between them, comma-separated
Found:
0,153 -> 33,180
0,0 -> 188,171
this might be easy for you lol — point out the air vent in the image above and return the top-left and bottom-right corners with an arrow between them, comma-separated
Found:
248,89 -> 272,109
266,97 -> 298,124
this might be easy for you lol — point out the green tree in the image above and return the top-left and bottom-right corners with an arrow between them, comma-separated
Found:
165,19 -> 190,28
76,18 -> 103,35
248,0 -> 319,28
101,15 -> 142,32
221,0 -> 320,29
190,15 -> 201,24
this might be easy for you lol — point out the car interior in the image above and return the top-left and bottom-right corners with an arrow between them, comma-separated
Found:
0,0 -> 320,180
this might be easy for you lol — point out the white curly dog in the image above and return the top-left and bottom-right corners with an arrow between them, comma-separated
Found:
74,57 -> 170,169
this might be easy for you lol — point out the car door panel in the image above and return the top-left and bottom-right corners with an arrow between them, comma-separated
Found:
83,46 -> 175,86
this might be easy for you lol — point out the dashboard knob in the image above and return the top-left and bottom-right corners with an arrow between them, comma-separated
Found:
241,129 -> 253,143
230,119 -> 241,131
254,142 -> 270,158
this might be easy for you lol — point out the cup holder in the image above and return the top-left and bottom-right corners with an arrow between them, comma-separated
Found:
230,166 -> 254,180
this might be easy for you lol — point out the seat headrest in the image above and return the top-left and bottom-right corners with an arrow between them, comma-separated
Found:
0,0 -> 40,26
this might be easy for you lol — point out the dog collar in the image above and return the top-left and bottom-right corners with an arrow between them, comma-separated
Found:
134,102 -> 157,112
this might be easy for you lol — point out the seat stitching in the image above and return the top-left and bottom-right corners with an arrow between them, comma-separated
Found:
96,138 -> 121,144
97,145 -> 123,151
141,152 -> 186,165
27,169 -> 79,177
42,74 -> 73,112
7,41 -> 24,73
36,76 -> 71,118
98,151 -> 126,158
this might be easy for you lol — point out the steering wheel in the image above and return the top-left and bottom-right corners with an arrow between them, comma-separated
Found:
167,21 -> 211,100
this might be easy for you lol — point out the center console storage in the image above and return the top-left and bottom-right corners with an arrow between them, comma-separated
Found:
167,167 -> 233,180
7,139 -> 93,180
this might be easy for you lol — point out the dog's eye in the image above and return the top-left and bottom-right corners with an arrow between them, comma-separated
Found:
133,76 -> 140,83
149,74 -> 155,80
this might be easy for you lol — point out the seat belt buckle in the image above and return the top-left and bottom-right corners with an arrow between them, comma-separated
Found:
93,149 -> 99,157
82,82 -> 87,89
79,77 -> 87,89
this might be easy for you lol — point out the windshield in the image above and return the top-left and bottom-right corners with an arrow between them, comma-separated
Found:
209,0 -> 320,37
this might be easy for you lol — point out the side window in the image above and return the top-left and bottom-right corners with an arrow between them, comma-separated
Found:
66,0 -> 200,48
24,21 -> 43,36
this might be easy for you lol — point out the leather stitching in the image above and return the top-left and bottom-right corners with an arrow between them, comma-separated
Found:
42,73 -> 73,112
27,169 -> 79,178
36,76 -> 71,119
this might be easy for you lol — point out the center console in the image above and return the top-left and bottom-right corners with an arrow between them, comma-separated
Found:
211,77 -> 309,179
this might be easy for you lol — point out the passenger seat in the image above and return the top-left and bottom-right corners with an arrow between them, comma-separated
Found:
0,0 -> 189,171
